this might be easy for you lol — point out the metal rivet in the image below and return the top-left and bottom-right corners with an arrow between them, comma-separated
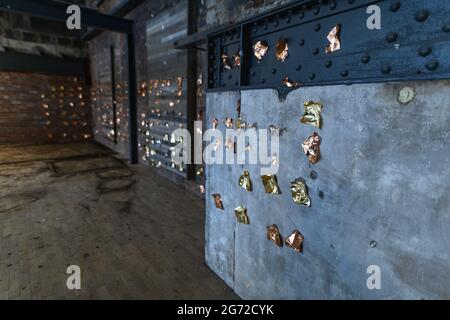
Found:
309,73 -> 316,80
314,23 -> 321,32
415,10 -> 429,22
325,61 -> 332,68
418,46 -> 432,57
386,32 -> 398,43
361,55 -> 371,64
313,48 -> 319,55
329,1 -> 337,9
348,0 -> 355,3
390,1 -> 401,12
370,240 -> 377,248
299,39 -> 305,46
426,60 -> 439,71
443,23 -> 450,33
381,65 -> 392,74
299,11 -> 305,19
271,68 -> 277,74
341,70 -> 349,77
296,65 -> 302,71
261,78 -> 266,84
235,81 -> 239,86
314,7 -> 320,15
251,71 -> 256,77
310,170 -> 318,180
228,74 -> 232,79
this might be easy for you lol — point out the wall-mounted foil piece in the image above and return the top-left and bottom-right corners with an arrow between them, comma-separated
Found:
301,132 -> 321,164
282,76 -> 300,88
267,224 -> 283,247
285,229 -> 304,253
222,53 -> 232,70
261,175 -> 281,194
234,52 -> 241,68
276,39 -> 289,62
212,118 -> 219,129
268,125 -> 287,136
212,193 -> 224,210
235,206 -> 250,224
225,117 -> 234,128
253,40 -> 269,62
239,171 -> 253,191
326,24 -> 341,54
300,101 -> 323,128
290,179 -> 311,207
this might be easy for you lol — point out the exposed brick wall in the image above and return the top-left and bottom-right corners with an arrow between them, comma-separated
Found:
0,72 -> 92,145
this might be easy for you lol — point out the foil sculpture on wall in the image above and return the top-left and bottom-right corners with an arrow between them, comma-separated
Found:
326,24 -> 341,54
253,40 -> 269,62
239,170 -> 252,191
225,117 -> 234,128
290,179 -> 311,207
234,52 -> 241,68
301,132 -> 321,164
222,53 -> 232,70
276,39 -> 289,62
282,76 -> 299,88
212,194 -> 224,210
267,224 -> 283,247
300,101 -> 323,128
261,175 -> 281,194
235,206 -> 250,224
285,229 -> 304,253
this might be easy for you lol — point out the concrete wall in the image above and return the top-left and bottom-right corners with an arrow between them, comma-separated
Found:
205,80 -> 450,299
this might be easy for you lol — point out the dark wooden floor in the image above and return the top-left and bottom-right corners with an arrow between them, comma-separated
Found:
0,142 -> 238,300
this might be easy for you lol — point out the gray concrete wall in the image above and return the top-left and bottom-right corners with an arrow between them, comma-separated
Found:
205,80 -> 450,299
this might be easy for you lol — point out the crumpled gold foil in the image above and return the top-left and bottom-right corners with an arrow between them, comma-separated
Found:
285,229 -> 304,253
326,24 -> 341,54
235,206 -> 250,224
239,171 -> 252,191
222,53 -> 232,70
261,175 -> 281,194
234,52 -> 241,68
290,179 -> 311,207
282,76 -> 299,88
301,132 -> 321,164
212,194 -> 224,210
276,39 -> 289,62
253,40 -> 269,62
300,101 -> 323,128
267,224 -> 283,247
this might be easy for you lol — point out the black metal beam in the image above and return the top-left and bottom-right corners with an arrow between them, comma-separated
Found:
0,51 -> 85,77
110,46 -> 118,145
81,0 -> 147,40
127,32 -> 138,165
0,0 -> 133,34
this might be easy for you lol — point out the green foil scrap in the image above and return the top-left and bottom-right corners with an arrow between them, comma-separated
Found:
239,171 -> 252,192
290,179 -> 311,207
300,101 -> 323,128
235,206 -> 250,224
261,175 -> 281,194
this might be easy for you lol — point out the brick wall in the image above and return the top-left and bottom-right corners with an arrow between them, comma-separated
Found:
0,72 -> 92,145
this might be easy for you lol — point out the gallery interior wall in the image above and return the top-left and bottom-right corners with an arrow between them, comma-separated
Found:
205,80 -> 450,299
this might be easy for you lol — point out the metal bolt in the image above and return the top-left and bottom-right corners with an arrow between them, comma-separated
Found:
390,1 -> 401,12
426,60 -> 439,71
386,32 -> 398,43
418,46 -> 432,57
361,55 -> 371,64
415,10 -> 429,22
381,65 -> 392,74
325,61 -> 332,68
370,240 -> 377,248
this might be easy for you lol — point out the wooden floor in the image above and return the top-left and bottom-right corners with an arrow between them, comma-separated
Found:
0,142 -> 238,300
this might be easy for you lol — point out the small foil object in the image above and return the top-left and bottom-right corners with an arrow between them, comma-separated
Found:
268,125 -> 287,136
212,194 -> 224,210
285,229 -> 305,253
267,224 -> 283,247
212,118 -> 219,129
235,206 -> 250,224
239,171 -> 252,191
326,24 -> 341,54
222,53 -> 232,70
234,52 -> 241,68
261,175 -> 281,194
225,117 -> 234,128
301,132 -> 321,164
253,40 -> 269,62
225,137 -> 234,149
282,76 -> 299,88
276,39 -> 289,62
290,179 -> 311,207
300,101 -> 323,128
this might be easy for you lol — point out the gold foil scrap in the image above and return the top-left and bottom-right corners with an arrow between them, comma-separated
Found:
253,40 -> 269,62
212,194 -> 224,210
222,53 -> 232,70
301,132 -> 321,164
285,229 -> 304,253
239,171 -> 252,191
282,76 -> 299,88
234,52 -> 241,68
276,39 -> 289,62
326,24 -> 341,54
267,224 -> 283,247
300,101 -> 323,128
261,175 -> 281,194
235,206 -> 250,224
290,179 -> 311,207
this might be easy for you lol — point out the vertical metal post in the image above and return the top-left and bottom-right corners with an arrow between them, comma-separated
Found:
127,31 -> 138,164
186,0 -> 198,180
110,45 -> 118,144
